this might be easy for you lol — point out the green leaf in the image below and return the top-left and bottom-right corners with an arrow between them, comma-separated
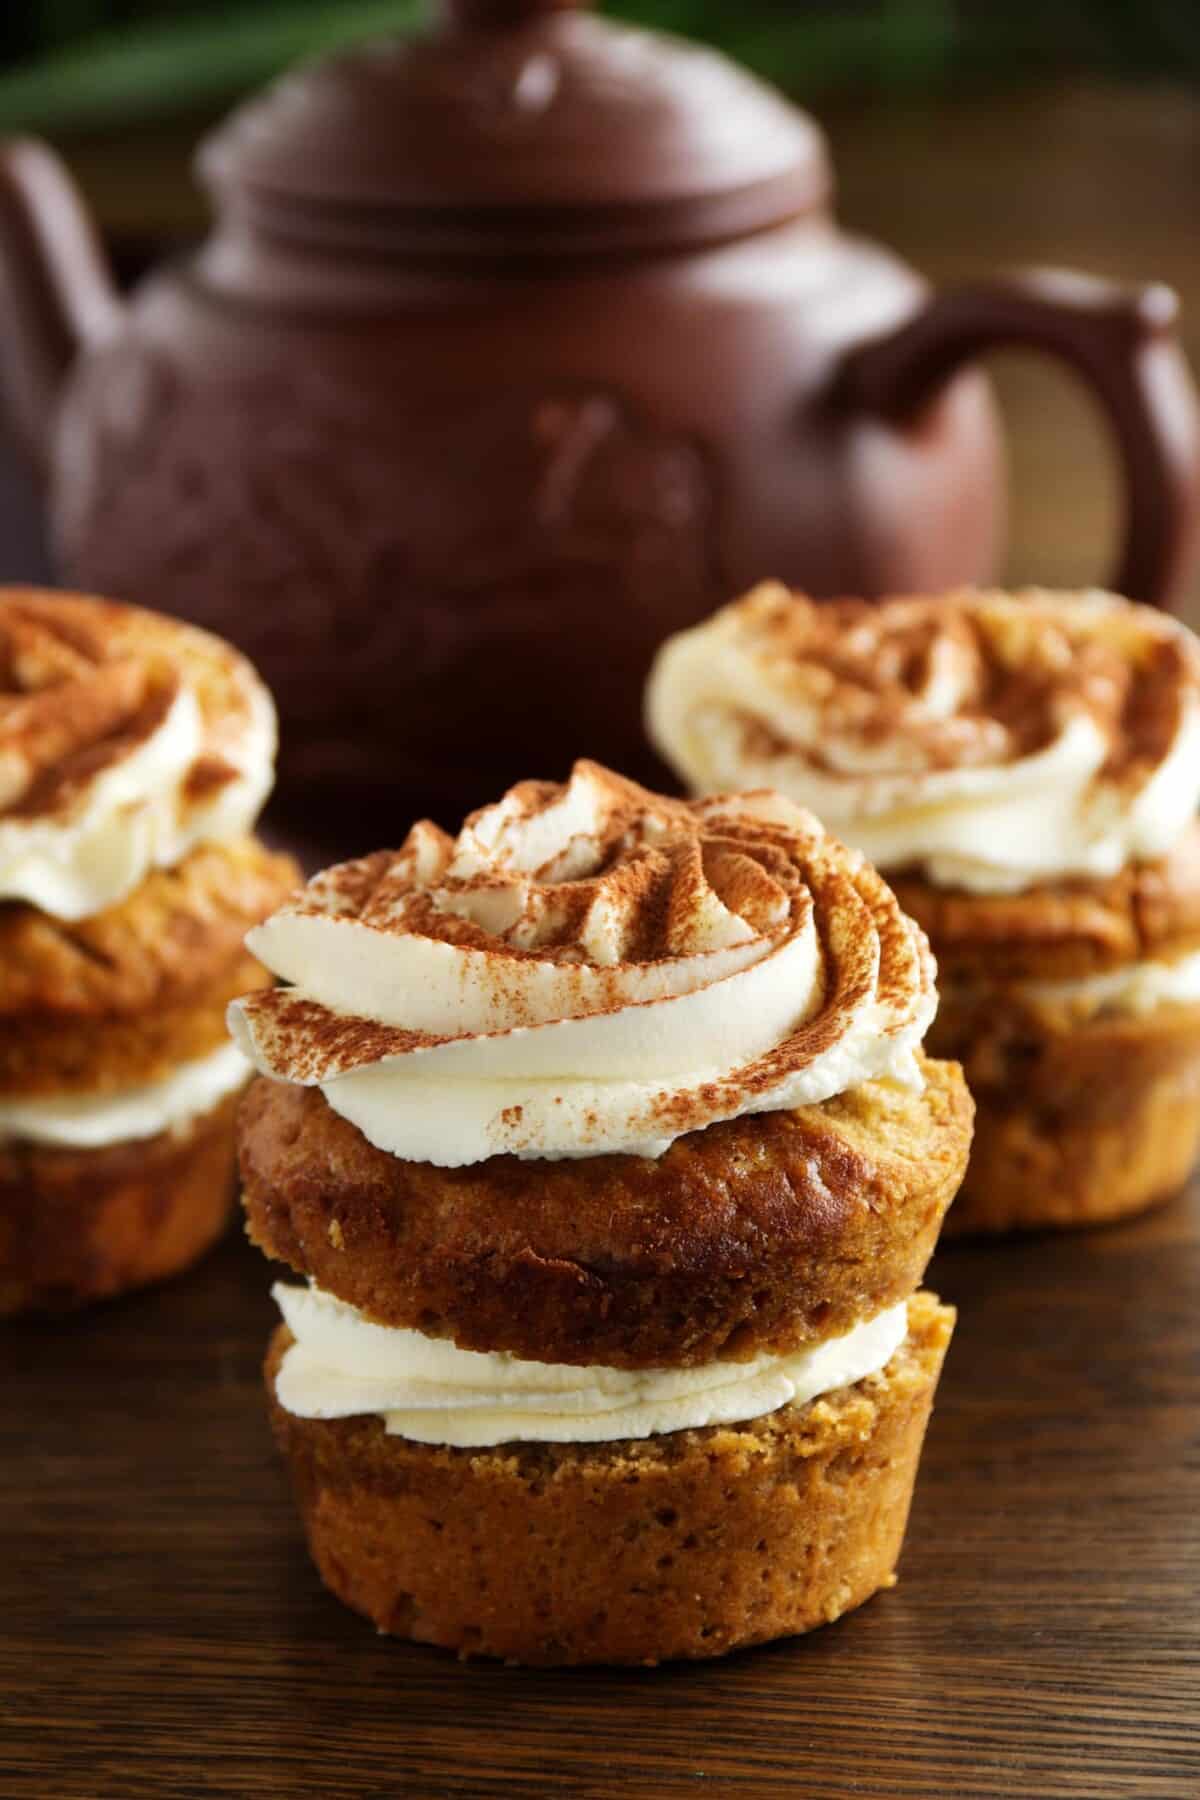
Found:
0,3 -> 423,133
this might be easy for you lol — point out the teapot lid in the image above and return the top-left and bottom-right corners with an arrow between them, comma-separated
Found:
198,0 -> 829,255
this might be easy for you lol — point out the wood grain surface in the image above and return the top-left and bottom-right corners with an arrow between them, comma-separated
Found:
2,1185 -> 1197,1799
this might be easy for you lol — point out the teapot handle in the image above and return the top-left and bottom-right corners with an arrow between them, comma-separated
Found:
0,139 -> 122,476
836,268 -> 1200,609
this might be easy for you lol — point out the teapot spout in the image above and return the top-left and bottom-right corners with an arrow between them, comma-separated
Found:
0,138 -> 123,477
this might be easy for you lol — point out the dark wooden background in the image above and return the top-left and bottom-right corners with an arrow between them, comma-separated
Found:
2,80 -> 1199,1800
2,82 -> 1200,626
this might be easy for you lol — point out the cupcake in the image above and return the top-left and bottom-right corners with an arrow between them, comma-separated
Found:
647,582 -> 1200,1234
230,760 -> 970,1664
0,588 -> 296,1313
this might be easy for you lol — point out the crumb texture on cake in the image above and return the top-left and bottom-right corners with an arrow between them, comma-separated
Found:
239,1055 -> 972,1367
931,992 -> 1200,1233
0,837 -> 298,1015
0,951 -> 266,1096
0,593 -> 290,1310
266,1292 -> 954,1666
0,1089 -> 240,1314
893,823 -> 1200,982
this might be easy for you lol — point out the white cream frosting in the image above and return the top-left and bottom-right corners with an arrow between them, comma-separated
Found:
646,585 -> 1200,895
1018,947 -> 1200,1020
0,592 -> 277,919
0,685 -> 275,920
0,1040 -> 251,1149
272,1281 -> 910,1448
229,761 -> 936,1166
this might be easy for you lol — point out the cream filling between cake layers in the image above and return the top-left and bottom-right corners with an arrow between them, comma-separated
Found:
1016,947 -> 1200,1021
272,1280 -> 911,1448
0,1040 -> 251,1149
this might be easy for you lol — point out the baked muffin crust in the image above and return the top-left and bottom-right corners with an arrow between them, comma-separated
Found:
240,1053 -> 972,1369
892,822 -> 1200,983
0,592 -> 289,1310
930,979 -> 1200,1233
0,1088 -> 241,1314
266,1292 -> 954,1664
0,950 -> 267,1095
0,835 -> 298,1016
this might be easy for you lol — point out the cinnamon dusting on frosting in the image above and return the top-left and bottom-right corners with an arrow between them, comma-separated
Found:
0,591 -> 253,823
1,599 -> 169,819
230,761 -> 936,1165
696,586 -> 1190,786
0,589 -> 278,920
244,991 -> 448,1085
647,585 -> 1200,895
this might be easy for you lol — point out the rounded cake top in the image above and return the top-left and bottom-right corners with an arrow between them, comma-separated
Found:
645,584 -> 1200,895
229,759 -> 936,1165
0,588 -> 277,920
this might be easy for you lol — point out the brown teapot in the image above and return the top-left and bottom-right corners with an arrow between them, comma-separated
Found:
1,0 -> 1198,830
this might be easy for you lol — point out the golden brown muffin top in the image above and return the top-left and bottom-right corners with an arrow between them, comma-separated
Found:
894,821 -> 1200,981
238,1054 -> 972,1370
0,836 -> 299,1016
0,950 -> 269,1097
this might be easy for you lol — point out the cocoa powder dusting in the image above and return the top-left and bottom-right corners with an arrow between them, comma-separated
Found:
0,589 -> 263,823
182,754 -> 239,803
238,989 -> 449,1083
724,584 -> 1200,792
243,759 -> 935,1142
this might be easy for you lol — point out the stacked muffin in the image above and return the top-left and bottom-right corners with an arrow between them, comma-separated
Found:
648,582 -> 1200,1233
0,588 -> 296,1312
231,760 -> 970,1664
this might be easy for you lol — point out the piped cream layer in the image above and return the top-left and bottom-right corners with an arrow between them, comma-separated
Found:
0,1040 -> 251,1149
272,1280 -> 910,1448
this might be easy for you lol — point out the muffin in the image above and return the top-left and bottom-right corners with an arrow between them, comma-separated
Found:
0,588 -> 297,1312
647,582 -> 1200,1234
230,760 -> 970,1664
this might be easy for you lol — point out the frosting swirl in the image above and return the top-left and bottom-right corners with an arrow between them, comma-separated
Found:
0,590 -> 276,919
646,584 -> 1200,894
229,760 -> 935,1165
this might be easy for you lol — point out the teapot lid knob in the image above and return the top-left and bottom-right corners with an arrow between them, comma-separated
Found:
440,0 -> 589,24
201,0 -> 827,253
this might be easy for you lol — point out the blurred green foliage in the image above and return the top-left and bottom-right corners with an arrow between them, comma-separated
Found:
0,0 -> 1196,134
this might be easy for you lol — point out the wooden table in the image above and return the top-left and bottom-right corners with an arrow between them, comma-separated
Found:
3,1183 -> 1197,1798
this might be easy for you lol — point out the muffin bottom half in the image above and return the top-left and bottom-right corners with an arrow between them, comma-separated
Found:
0,1087 -> 244,1315
931,991 -> 1200,1235
266,1291 -> 954,1667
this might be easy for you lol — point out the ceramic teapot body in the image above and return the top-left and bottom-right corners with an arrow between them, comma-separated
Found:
43,218 -> 1007,819
0,6 -> 1197,827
